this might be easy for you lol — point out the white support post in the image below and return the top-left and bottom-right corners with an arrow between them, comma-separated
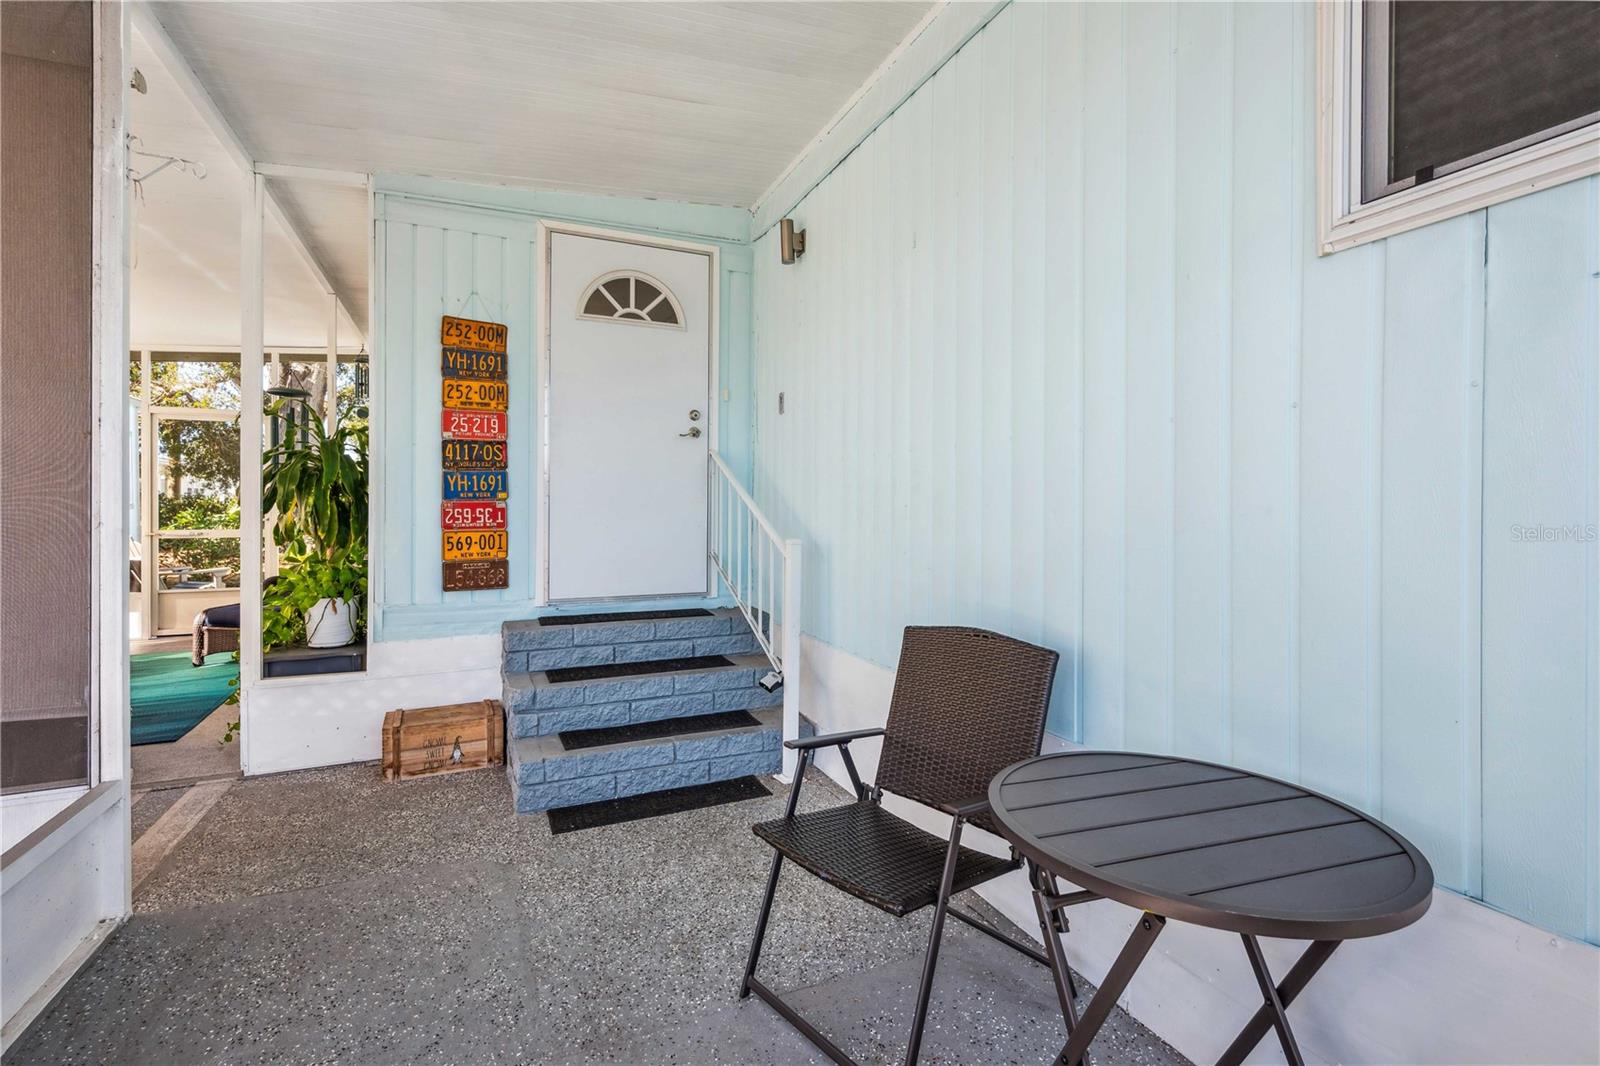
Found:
238,172 -> 266,774
138,349 -> 155,639
780,538 -> 803,781
324,293 -> 338,428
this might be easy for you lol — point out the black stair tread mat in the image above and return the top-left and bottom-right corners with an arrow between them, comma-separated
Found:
537,608 -> 714,627
548,776 -> 772,835
543,655 -> 733,684
559,710 -> 761,751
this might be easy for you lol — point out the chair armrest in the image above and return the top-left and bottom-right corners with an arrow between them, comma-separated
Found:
784,727 -> 886,751
938,796 -> 992,820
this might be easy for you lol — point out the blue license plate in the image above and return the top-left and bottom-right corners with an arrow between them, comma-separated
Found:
442,469 -> 507,500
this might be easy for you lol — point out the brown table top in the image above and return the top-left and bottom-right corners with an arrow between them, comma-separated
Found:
988,751 -> 1433,940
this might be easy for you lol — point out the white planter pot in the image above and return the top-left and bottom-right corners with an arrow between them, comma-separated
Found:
305,597 -> 357,647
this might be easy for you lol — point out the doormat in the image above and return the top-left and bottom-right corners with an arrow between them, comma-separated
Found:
543,655 -> 731,684
547,776 -> 772,835
559,710 -> 760,751
538,608 -> 714,627
131,651 -> 238,745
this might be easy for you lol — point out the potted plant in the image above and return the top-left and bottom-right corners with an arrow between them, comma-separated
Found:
261,402 -> 368,648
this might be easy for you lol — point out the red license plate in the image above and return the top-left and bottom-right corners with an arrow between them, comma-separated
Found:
441,408 -> 507,441
441,501 -> 507,530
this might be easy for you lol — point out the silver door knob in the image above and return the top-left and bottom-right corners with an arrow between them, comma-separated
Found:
679,426 -> 702,438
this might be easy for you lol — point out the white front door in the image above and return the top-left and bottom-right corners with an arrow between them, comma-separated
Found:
547,231 -> 711,601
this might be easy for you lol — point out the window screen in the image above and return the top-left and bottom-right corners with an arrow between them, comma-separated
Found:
1362,1 -> 1600,201
1,0 -> 94,794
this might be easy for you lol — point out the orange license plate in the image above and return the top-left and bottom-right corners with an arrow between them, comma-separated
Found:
440,316 -> 508,353
442,529 -> 507,561
443,377 -> 508,412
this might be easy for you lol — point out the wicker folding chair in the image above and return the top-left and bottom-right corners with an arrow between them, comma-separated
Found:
739,625 -> 1072,1066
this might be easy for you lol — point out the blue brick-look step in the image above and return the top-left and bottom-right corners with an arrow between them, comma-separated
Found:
507,707 -> 814,813
499,607 -> 790,815
502,608 -> 763,674
501,654 -> 781,738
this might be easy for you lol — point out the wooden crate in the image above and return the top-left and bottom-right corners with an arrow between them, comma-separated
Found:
381,699 -> 505,780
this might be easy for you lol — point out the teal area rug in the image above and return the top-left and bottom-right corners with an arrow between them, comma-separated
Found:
130,651 -> 238,745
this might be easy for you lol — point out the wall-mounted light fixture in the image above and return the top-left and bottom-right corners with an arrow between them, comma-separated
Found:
779,218 -> 806,264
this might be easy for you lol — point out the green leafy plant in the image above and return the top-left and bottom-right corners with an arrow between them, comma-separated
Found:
262,405 -> 369,559
260,402 -> 369,649
260,543 -> 368,652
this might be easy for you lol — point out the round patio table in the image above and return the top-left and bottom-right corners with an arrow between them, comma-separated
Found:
987,751 -> 1433,1066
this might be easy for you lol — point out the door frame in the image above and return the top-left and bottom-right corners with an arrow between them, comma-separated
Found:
533,219 -> 720,606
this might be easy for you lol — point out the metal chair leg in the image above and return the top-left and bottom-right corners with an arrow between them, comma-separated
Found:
903,816 -> 966,1066
739,851 -> 784,999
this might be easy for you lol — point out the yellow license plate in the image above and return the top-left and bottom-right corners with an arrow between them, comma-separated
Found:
442,377 -> 508,411
440,315 -> 508,353
442,529 -> 508,561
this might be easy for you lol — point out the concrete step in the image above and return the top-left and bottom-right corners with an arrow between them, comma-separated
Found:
502,608 -> 763,674
501,653 -> 781,739
507,707 -> 808,814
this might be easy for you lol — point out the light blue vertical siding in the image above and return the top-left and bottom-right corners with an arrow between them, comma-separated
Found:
370,179 -> 752,641
749,2 -> 1599,943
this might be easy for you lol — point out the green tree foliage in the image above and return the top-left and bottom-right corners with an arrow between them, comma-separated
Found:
132,358 -> 244,584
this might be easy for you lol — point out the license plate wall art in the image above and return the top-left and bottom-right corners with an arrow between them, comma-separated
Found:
440,315 -> 509,591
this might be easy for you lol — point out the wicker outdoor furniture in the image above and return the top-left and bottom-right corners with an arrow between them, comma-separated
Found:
191,602 -> 241,666
739,625 -> 1064,1066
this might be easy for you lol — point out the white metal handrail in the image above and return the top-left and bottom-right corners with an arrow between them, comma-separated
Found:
709,451 -> 802,778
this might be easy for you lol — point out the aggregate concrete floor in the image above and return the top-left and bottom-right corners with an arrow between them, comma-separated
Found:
6,764 -> 1191,1066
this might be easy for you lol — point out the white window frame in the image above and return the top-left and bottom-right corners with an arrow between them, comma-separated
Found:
1316,0 -> 1600,256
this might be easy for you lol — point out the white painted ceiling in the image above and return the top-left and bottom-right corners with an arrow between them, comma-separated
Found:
130,25 -> 364,349
145,1 -> 932,206
133,1 -> 932,350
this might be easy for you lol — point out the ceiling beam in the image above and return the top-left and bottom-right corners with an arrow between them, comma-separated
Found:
255,162 -> 369,188
130,2 -> 365,341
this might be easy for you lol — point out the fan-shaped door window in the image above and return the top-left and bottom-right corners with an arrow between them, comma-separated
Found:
578,271 -> 684,328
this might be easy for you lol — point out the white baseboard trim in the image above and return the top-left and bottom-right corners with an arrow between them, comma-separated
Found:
243,633 -> 500,776
793,634 -> 1600,1066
